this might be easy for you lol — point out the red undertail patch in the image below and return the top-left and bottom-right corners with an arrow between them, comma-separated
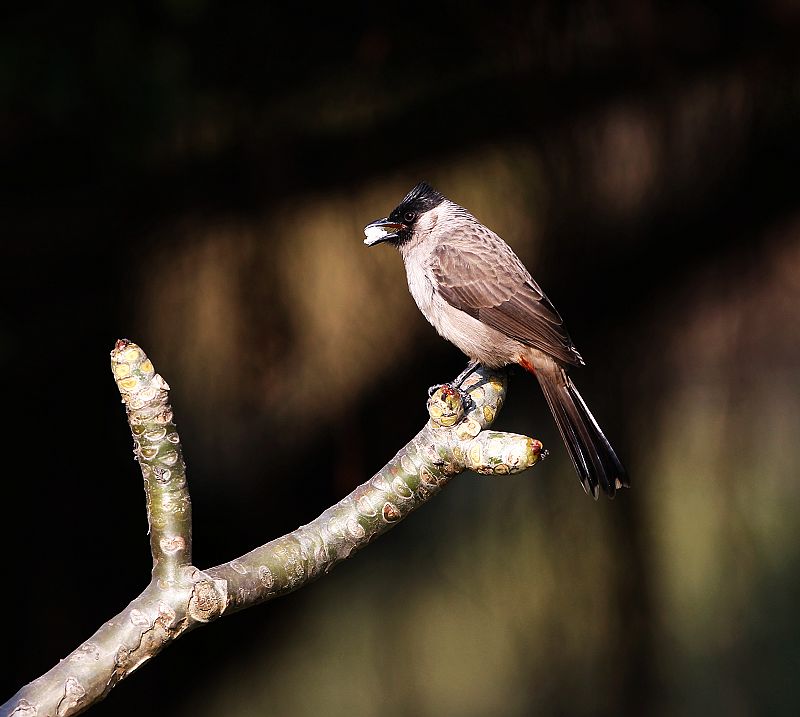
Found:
518,357 -> 537,375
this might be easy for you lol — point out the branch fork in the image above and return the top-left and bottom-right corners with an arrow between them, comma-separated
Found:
1,341 -> 543,717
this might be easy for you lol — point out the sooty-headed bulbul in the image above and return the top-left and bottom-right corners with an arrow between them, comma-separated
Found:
364,181 -> 628,499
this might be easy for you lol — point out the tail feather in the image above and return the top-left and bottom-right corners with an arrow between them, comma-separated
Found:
533,359 -> 628,498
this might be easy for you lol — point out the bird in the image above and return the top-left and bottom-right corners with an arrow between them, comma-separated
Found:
363,181 -> 628,498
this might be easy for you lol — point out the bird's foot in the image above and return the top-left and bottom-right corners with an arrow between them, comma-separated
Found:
427,382 -> 475,412
428,360 -> 482,408
427,382 -> 446,397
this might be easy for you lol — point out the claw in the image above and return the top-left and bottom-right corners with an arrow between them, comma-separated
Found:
457,385 -> 475,411
428,382 -> 474,411
428,383 -> 445,397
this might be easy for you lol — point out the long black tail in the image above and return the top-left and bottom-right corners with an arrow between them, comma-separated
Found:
534,359 -> 628,499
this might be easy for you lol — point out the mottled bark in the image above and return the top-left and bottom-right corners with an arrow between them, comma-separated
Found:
1,341 -> 542,717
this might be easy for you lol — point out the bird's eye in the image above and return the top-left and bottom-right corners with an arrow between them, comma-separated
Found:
404,211 -> 416,223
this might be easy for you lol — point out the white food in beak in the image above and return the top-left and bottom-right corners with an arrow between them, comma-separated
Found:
364,224 -> 394,246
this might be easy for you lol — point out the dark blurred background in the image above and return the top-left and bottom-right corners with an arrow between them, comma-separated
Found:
2,1 -> 800,715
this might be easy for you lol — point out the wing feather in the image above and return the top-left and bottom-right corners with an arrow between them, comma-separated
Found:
430,229 -> 583,366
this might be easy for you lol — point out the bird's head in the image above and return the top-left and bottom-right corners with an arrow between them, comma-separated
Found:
364,181 -> 446,248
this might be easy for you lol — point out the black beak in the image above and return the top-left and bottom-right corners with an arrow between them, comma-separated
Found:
364,218 -> 404,246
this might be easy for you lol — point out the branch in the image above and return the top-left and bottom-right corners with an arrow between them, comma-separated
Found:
1,341 -> 543,717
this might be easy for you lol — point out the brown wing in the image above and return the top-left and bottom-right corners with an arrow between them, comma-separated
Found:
430,230 -> 584,366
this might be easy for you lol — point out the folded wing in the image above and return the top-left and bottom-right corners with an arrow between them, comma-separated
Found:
430,231 -> 584,367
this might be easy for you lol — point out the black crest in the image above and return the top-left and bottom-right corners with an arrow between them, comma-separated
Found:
401,181 -> 445,209
389,181 -> 446,221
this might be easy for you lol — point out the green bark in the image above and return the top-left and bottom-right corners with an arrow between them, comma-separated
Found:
0,341 -> 542,717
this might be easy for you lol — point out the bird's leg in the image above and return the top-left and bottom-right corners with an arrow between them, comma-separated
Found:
427,360 -> 481,411
453,359 -> 481,387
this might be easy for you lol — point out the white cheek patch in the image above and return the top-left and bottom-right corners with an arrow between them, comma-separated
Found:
364,224 -> 393,246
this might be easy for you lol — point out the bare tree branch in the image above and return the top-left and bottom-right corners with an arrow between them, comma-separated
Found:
1,340 -> 543,717
113,343 -> 193,583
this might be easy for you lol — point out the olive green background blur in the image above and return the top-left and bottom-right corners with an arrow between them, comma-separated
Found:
2,2 -> 799,715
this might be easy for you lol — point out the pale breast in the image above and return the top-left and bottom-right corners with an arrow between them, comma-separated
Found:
405,258 -> 435,318
404,253 -> 520,369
